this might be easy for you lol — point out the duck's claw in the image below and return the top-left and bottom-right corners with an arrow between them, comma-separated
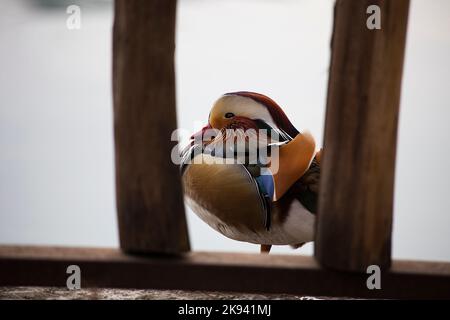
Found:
260,244 -> 272,254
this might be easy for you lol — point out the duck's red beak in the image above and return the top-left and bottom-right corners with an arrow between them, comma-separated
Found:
190,124 -> 212,141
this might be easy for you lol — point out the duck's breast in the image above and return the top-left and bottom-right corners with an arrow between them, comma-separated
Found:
182,154 -> 315,245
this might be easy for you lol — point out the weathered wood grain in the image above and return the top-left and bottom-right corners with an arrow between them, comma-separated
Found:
113,0 -> 190,253
316,0 -> 410,271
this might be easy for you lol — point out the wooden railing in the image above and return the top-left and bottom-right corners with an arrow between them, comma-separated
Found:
1,0 -> 449,299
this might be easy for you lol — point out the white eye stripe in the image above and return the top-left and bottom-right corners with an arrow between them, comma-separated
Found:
213,95 -> 275,125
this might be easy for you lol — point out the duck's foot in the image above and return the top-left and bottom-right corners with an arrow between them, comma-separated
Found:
260,244 -> 272,254
290,242 -> 305,249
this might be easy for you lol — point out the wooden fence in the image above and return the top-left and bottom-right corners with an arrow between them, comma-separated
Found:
1,0 -> 449,299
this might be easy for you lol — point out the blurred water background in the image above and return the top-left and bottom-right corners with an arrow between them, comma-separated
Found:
0,0 -> 449,260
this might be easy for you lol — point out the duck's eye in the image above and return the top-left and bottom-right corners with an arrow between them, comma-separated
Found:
224,112 -> 235,119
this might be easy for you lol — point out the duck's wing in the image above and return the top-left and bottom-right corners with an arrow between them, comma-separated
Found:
182,155 -> 268,233
271,131 -> 316,200
267,157 -> 319,247
270,156 -> 320,226
293,157 -> 320,214
180,143 -> 203,175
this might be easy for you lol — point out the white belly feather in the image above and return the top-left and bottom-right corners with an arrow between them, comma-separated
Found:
186,196 -> 315,245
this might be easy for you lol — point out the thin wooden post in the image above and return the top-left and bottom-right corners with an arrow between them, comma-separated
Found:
315,0 -> 410,271
113,0 -> 190,254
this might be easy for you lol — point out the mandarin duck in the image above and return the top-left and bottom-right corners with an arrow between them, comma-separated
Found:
180,92 -> 321,253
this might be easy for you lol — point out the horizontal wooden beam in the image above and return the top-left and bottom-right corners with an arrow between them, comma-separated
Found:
0,246 -> 449,299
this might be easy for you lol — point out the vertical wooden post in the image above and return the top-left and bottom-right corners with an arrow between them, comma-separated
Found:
315,0 -> 409,271
113,0 -> 190,254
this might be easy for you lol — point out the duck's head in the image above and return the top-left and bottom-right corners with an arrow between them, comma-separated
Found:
192,91 -> 299,143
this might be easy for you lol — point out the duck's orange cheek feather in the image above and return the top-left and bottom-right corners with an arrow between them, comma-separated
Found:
209,116 -> 228,130
270,132 -> 316,201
